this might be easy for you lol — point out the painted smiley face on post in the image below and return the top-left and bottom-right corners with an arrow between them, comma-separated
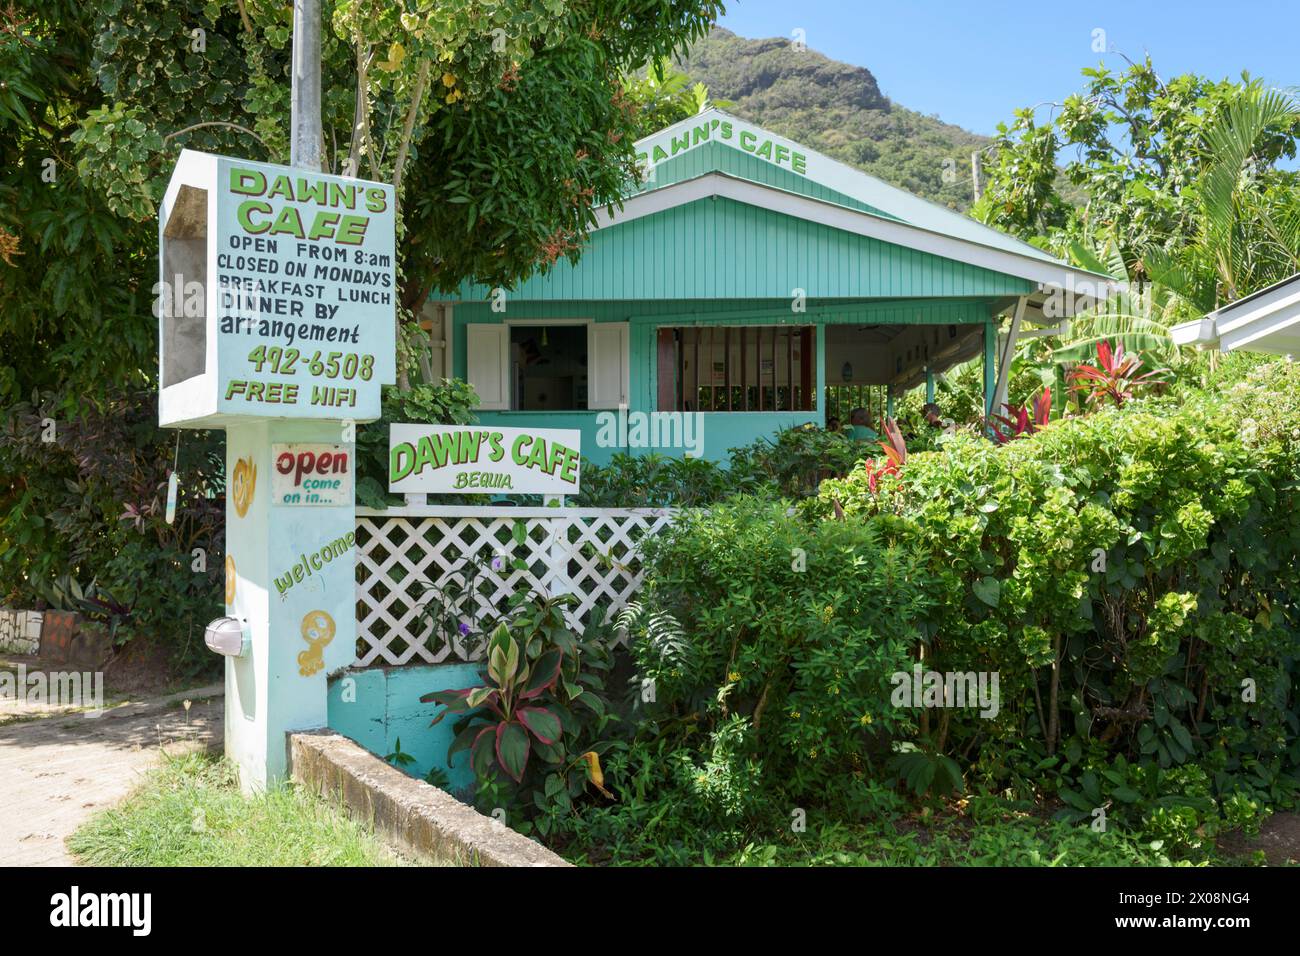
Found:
231,455 -> 257,517
297,609 -> 336,677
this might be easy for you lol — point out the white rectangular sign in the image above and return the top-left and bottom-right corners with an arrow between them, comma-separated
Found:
216,155 -> 395,417
271,443 -> 353,506
388,424 -> 581,495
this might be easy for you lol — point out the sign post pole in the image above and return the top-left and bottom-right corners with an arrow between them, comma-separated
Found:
223,0 -> 354,790
223,418 -> 357,789
158,0 -> 394,792
289,0 -> 322,172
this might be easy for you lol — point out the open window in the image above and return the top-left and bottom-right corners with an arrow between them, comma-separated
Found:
464,321 -> 627,411
656,326 -> 815,412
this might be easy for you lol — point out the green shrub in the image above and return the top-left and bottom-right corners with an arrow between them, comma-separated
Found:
574,451 -> 745,507
561,361 -> 1300,863
727,424 -> 868,498
574,425 -> 871,508
815,360 -> 1300,848
0,389 -> 224,672
626,496 -> 930,798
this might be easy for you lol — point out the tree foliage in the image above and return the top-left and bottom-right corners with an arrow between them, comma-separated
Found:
973,57 -> 1300,309
0,0 -> 724,407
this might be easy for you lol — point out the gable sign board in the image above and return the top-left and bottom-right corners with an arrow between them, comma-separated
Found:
158,150 -> 395,428
636,112 -> 810,181
389,424 -> 582,495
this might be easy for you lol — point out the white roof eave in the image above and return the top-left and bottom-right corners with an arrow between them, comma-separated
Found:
596,171 -> 1116,295
1174,273 -> 1300,353
1170,316 -> 1220,348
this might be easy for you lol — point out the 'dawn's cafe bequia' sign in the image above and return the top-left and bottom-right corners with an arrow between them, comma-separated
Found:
389,424 -> 582,496
157,150 -> 396,789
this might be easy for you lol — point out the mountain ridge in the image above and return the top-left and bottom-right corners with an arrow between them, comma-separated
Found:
676,27 -> 988,210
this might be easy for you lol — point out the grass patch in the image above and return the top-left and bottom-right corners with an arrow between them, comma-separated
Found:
715,797 -> 1249,867
722,818 -> 1192,867
558,791 -> 1265,866
69,751 -> 410,866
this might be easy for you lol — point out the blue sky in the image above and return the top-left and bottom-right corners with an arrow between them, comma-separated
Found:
717,0 -> 1300,136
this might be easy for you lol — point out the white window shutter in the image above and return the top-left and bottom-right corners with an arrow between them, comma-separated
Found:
588,322 -> 629,410
466,323 -> 508,410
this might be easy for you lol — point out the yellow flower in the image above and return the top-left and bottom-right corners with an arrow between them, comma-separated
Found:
442,72 -> 457,87
727,671 -> 741,683
859,713 -> 873,726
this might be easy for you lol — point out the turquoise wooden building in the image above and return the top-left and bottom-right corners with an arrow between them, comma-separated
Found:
420,109 -> 1112,464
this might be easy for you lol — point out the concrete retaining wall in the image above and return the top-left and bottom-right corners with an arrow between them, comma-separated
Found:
0,609 -> 41,655
287,728 -> 571,867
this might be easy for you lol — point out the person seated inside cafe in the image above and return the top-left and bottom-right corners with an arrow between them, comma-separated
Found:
848,407 -> 879,441
922,402 -> 958,434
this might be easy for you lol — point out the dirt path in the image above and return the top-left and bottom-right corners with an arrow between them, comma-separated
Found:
0,685 -> 223,865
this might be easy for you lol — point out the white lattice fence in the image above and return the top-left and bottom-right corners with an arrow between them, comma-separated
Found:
354,505 -> 676,666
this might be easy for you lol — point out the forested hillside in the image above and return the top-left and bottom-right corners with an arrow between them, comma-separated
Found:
677,27 -> 988,209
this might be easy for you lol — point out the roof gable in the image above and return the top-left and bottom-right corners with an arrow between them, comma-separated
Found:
634,109 -> 1071,269
634,139 -> 899,220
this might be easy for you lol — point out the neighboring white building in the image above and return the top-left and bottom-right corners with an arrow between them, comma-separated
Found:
1171,273 -> 1300,354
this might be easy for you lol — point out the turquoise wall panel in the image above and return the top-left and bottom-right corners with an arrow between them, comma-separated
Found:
697,412 -> 823,458
327,663 -> 482,797
472,409 -> 824,465
458,198 -> 1035,302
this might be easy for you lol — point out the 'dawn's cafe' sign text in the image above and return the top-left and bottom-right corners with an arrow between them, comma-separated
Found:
388,424 -> 582,496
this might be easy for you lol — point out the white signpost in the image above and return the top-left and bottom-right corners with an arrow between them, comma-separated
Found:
159,149 -> 395,790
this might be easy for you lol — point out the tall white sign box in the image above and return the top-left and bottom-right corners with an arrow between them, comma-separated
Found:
158,150 -> 395,789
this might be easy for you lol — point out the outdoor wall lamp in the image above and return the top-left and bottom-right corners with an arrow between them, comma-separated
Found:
204,616 -> 251,658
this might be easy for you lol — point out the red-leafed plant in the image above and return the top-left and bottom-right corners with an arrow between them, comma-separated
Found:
862,417 -> 908,493
989,387 -> 1052,444
424,619 -> 563,783
421,593 -> 614,803
1068,341 -> 1169,408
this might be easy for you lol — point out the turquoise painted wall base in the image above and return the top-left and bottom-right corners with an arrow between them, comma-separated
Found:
327,663 -> 483,797
476,409 -> 821,465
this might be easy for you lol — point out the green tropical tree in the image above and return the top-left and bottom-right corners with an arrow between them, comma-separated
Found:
623,57 -> 729,139
974,57 -> 1300,278
1051,233 -> 1181,365
0,0 -> 725,407
1144,85 -> 1300,313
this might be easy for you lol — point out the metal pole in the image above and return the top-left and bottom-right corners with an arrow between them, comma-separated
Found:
290,0 -> 322,171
